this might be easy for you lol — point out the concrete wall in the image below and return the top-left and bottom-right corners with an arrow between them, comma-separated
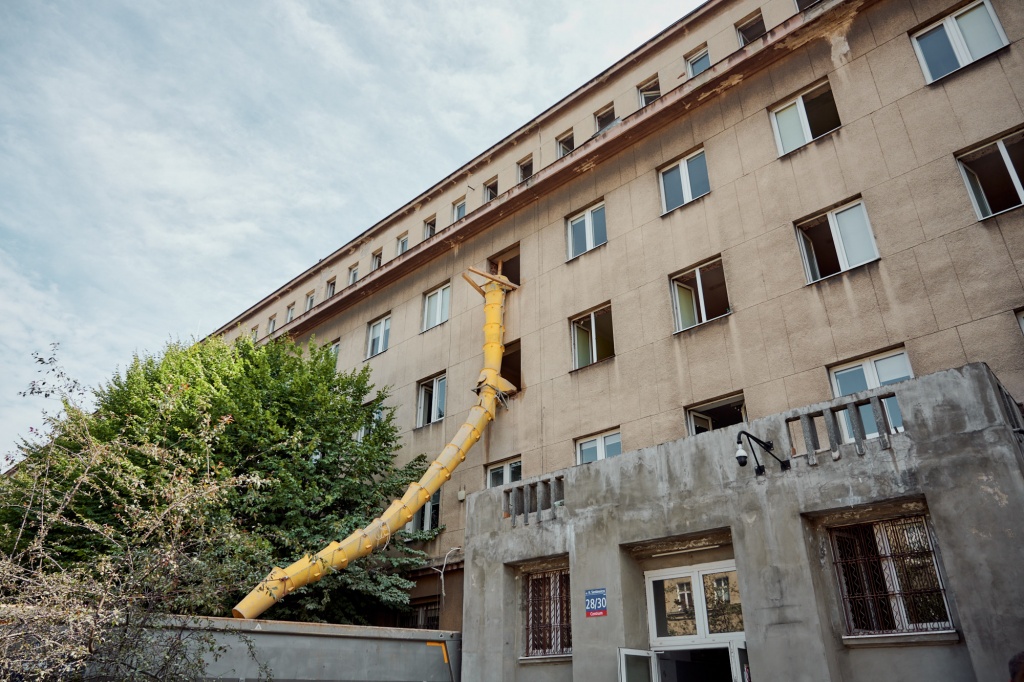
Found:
462,364 -> 1024,682
200,618 -> 461,682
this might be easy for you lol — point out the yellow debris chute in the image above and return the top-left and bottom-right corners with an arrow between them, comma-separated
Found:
232,266 -> 518,620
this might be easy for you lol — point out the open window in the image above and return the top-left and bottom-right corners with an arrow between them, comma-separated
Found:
594,104 -> 617,135
266,316 -> 276,334
488,244 -> 521,286
557,130 -> 575,159
500,339 -> 522,394
686,46 -> 710,78
638,76 -> 661,107
795,0 -> 822,9
796,200 -> 878,283
424,216 -> 436,239
483,178 -> 498,202
912,0 -> 1008,83
660,149 -> 710,213
285,304 -> 295,323
736,11 -> 766,46
687,393 -> 745,435
396,233 -> 409,256
571,305 -> 615,369
371,250 -> 383,271
957,130 -> 1024,219
518,156 -> 533,183
452,198 -> 466,222
410,489 -> 441,532
326,278 -> 336,298
672,258 -> 730,331
305,291 -> 315,312
417,373 -> 446,427
348,264 -> 359,285
771,81 -> 841,155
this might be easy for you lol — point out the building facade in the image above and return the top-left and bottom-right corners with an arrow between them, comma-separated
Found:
215,0 -> 1024,678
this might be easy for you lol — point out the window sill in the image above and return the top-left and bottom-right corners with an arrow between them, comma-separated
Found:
977,201 -> 1023,222
569,355 -> 615,374
420,320 -> 448,335
673,311 -> 732,335
842,630 -> 959,648
565,240 -> 608,264
365,349 -> 389,361
413,419 -> 444,431
518,654 -> 572,665
777,126 -> 840,159
660,192 -> 709,218
805,257 -> 879,286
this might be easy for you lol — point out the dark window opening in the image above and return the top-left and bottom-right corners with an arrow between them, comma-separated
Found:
502,340 -> 522,392
737,13 -> 766,45
557,132 -> 575,158
798,214 -> 842,280
519,157 -> 533,182
398,599 -> 440,630
796,0 -> 823,10
483,178 -> 498,202
489,244 -> 521,286
688,394 -> 745,435
595,106 -> 616,134
804,84 -> 842,140
959,131 -> 1024,217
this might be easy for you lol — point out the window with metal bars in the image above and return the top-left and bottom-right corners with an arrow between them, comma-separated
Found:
525,568 -> 572,657
829,516 -> 952,636
398,599 -> 440,630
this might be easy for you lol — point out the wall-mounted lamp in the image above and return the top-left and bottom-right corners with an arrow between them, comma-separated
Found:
735,430 -> 791,477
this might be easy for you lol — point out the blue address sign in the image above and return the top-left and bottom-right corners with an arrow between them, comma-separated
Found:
585,588 -> 607,618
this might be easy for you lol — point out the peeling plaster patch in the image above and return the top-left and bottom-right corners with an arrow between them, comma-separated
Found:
978,474 -> 1008,506
829,34 -> 851,67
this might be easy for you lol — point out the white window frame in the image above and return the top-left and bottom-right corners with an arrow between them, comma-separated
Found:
565,203 -> 607,260
371,250 -> 382,271
267,315 -> 276,334
571,305 -> 614,369
354,406 -> 383,443
911,0 -> 1008,84
453,198 -> 466,222
956,133 -> 1024,220
518,156 -> 533,183
422,282 -> 451,331
366,315 -> 391,358
326,278 -> 336,298
329,339 -> 340,359
556,131 -> 574,159
830,349 -> 913,440
671,258 -> 730,332
686,47 -> 710,78
575,429 -> 621,465
659,149 -> 710,214
285,304 -> 295,323
644,560 -> 746,647
417,374 -> 446,427
687,393 -> 745,435
348,265 -> 359,285
396,233 -> 409,256
250,326 -> 259,341
487,459 -> 523,488
424,217 -> 437,240
305,291 -> 315,312
594,104 -> 616,134
736,11 -> 766,47
409,489 -> 441,532
483,178 -> 498,202
770,82 -> 840,156
638,76 -> 660,108
796,200 -> 879,284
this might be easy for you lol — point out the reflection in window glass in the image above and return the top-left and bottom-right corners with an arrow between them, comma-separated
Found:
703,570 -> 743,634
653,576 -> 698,637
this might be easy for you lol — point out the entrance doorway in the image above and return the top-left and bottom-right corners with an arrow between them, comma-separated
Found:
620,644 -> 750,682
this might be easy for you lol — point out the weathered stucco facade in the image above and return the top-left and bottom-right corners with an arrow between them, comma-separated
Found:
215,0 -> 1024,676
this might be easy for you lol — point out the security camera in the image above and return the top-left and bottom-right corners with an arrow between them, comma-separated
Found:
735,446 -> 748,467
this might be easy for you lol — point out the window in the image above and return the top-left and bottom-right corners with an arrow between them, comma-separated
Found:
571,306 -> 615,369
424,216 -> 436,239
366,315 -> 391,358
250,325 -> 258,341
326,278 -> 336,298
770,81 -> 841,155
488,459 -> 523,487
594,105 -> 616,134
688,393 -> 745,435
524,567 -> 572,657
660,149 -> 710,213
736,11 -> 766,46
354,406 -> 384,443
483,178 -> 498,202
556,131 -> 574,159
489,243 -> 521,286
285,304 -> 295,323
422,283 -> 451,331
501,338 -> 522,391
398,599 -> 440,630
646,560 -> 745,645
417,374 -> 446,427
796,200 -> 879,283
829,516 -> 952,636
329,339 -> 340,359
518,156 -> 533,183
795,0 -> 823,10
912,0 -> 1007,83
566,203 -> 607,259
1018,310 -> 1024,336
371,250 -> 382,271
686,46 -> 711,78
830,349 -> 912,439
396,233 -> 409,256
453,198 -> 466,222
638,76 -> 661,107
576,429 -> 621,464
672,259 -> 730,331
957,130 -> 1024,219
305,291 -> 315,312
410,489 -> 441,532
348,265 -> 359,285
267,316 -> 276,334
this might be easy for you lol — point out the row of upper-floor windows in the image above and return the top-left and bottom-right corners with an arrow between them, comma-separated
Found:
249,0 -> 1012,342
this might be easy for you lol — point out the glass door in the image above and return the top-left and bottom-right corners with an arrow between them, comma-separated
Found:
619,648 -> 656,682
732,643 -> 751,682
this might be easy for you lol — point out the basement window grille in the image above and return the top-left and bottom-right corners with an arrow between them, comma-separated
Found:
525,568 -> 572,657
830,516 -> 952,636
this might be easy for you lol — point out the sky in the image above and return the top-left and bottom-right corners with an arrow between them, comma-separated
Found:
0,0 -> 705,460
